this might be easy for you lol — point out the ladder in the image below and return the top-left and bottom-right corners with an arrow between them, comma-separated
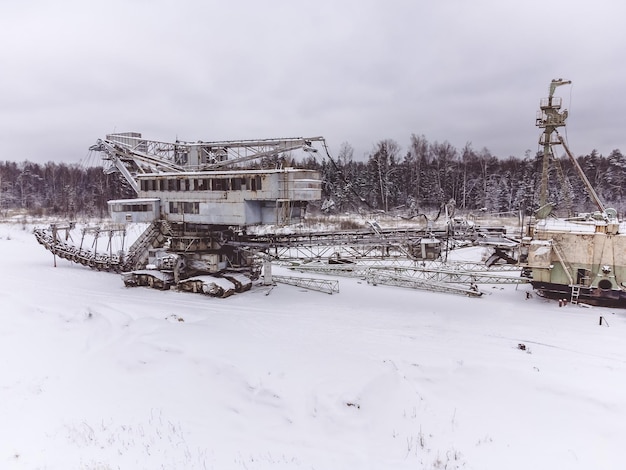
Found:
570,285 -> 581,304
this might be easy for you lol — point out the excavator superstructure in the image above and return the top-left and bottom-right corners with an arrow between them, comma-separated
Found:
95,133 -> 323,226
36,133 -> 324,295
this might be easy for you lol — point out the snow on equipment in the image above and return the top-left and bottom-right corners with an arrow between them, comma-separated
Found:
34,133 -> 524,298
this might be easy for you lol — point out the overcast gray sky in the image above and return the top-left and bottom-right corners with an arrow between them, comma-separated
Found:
1,0 -> 625,164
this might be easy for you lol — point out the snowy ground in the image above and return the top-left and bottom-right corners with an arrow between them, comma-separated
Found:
1,221 -> 625,469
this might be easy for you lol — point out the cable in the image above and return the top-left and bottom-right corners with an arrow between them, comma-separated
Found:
320,140 -> 371,208
563,82 -> 574,146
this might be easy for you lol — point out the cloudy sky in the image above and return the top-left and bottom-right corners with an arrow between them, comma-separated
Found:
1,0 -> 625,164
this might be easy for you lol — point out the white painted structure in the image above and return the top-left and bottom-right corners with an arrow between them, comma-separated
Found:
98,134 -> 324,227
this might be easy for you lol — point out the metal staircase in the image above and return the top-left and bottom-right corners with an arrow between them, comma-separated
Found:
124,221 -> 168,270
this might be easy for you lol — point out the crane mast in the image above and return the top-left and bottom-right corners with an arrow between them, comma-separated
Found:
535,79 -> 608,216
536,78 -> 571,210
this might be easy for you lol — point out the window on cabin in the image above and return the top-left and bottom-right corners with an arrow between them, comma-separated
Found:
212,178 -> 230,191
168,202 -> 199,214
251,176 -> 262,191
197,178 -> 210,190
115,203 -> 150,212
183,202 -> 199,214
231,177 -> 242,190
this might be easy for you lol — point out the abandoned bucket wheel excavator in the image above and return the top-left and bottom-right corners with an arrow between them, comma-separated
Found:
34,131 -> 523,298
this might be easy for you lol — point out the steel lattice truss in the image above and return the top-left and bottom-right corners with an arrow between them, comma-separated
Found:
366,271 -> 484,297
237,228 -> 448,262
97,134 -> 323,172
272,275 -> 339,295
288,262 -> 526,284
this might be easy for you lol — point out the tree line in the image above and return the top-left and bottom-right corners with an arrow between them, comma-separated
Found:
1,134 -> 625,219
0,160 -> 134,218
300,135 -> 626,218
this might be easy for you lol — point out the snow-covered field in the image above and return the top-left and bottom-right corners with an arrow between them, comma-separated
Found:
1,221 -> 625,469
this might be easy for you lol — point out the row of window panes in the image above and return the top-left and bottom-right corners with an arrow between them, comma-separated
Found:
111,204 -> 153,212
140,176 -> 262,192
169,202 -> 200,214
